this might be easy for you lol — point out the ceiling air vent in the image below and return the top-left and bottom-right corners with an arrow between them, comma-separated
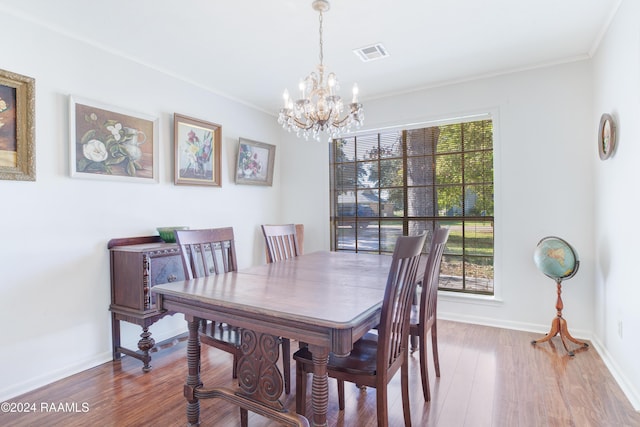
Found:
353,43 -> 389,62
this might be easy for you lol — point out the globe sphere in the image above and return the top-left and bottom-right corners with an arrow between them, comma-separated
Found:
533,236 -> 579,281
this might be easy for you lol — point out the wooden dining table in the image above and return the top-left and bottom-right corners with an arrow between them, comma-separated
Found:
152,250 -> 393,427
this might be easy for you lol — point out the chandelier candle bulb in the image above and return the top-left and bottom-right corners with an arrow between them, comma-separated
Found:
352,83 -> 359,103
328,73 -> 336,95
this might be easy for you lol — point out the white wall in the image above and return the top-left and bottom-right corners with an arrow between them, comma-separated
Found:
0,11 -> 285,400
592,0 -> 640,409
279,134 -> 332,253
284,61 -> 596,335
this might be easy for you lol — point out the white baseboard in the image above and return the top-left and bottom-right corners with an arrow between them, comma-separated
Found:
0,352 -> 112,403
589,337 -> 640,411
0,326 -> 187,402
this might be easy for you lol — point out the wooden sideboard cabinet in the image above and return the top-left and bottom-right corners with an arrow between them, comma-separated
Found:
108,236 -> 185,372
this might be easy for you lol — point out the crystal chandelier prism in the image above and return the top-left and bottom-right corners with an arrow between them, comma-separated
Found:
278,0 -> 364,141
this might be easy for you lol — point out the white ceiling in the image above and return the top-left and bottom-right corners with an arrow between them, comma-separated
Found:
1,0 -> 620,115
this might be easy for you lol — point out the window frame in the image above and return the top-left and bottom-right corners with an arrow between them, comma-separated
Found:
330,113 -> 495,296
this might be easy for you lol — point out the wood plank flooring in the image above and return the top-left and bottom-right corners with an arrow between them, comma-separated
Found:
2,320 -> 639,426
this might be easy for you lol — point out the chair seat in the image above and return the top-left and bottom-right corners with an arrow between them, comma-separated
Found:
293,332 -> 379,376
200,322 -> 242,351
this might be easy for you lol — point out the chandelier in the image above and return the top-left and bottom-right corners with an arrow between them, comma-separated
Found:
277,0 -> 364,141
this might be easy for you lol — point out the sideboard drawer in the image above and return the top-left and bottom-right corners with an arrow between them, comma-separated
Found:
110,242 -> 184,313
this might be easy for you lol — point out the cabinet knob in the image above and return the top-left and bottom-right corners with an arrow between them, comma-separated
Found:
167,274 -> 178,282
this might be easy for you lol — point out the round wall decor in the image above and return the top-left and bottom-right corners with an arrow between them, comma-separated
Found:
598,113 -> 616,160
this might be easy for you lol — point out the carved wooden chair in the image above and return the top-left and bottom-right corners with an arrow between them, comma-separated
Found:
261,223 -> 302,263
409,227 -> 449,402
293,233 -> 427,427
174,227 -> 243,379
260,223 -> 303,395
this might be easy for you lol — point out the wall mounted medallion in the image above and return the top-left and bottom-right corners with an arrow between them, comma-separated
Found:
598,113 -> 616,160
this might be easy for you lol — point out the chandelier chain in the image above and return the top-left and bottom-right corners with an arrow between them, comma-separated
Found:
318,11 -> 324,66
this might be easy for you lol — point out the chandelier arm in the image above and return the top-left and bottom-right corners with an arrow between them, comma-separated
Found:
289,117 -> 318,131
330,106 -> 362,128
330,116 -> 351,128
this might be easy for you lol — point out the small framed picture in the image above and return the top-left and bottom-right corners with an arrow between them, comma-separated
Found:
69,96 -> 158,182
235,138 -> 275,186
598,113 -> 616,160
174,114 -> 222,186
0,68 -> 35,181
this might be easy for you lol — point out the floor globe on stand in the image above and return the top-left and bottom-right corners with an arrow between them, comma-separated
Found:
531,236 -> 589,356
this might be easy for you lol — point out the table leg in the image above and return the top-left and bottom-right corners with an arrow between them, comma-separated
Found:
308,345 -> 329,427
184,316 -> 202,426
180,325 -> 306,427
237,329 -> 285,411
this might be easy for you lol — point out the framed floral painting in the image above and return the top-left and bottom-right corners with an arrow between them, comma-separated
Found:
235,138 -> 275,186
174,113 -> 221,186
69,96 -> 158,183
0,68 -> 35,181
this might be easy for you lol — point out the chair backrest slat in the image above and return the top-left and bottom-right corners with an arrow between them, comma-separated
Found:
419,227 -> 450,328
175,228 -> 237,279
378,233 -> 426,373
261,224 -> 301,263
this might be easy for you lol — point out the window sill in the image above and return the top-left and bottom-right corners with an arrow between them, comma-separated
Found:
438,290 -> 503,306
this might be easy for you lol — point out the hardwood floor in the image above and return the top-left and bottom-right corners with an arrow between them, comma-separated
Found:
2,320 -> 639,426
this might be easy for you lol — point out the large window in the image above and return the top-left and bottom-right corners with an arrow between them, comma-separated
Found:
330,118 -> 494,295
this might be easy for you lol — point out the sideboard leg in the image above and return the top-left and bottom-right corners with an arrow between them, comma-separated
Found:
111,314 -> 122,361
137,327 -> 155,372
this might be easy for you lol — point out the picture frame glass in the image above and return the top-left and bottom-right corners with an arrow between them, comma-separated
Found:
0,84 -> 17,167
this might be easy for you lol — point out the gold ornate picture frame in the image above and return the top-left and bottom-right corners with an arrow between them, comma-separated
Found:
0,68 -> 35,181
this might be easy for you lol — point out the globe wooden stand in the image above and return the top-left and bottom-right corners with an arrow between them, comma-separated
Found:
531,279 -> 589,356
